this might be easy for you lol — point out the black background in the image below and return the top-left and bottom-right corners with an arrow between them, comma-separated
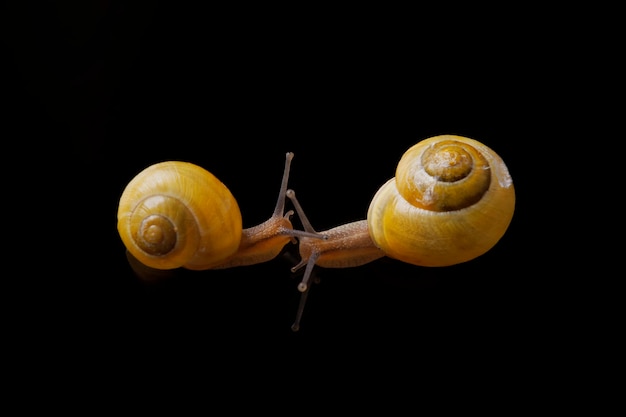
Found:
4,1 -> 579,402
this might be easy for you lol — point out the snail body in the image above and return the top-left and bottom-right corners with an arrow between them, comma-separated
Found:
117,153 -> 322,272
286,135 -> 515,330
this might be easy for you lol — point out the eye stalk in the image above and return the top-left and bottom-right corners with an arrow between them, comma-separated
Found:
286,189 -> 382,331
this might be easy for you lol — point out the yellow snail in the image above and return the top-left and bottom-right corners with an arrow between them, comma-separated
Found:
117,152 -> 323,272
286,134 -> 515,331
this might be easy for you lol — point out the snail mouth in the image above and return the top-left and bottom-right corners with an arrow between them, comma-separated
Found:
136,214 -> 177,255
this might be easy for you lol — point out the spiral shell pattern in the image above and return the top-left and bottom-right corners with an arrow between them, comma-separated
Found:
367,135 -> 515,266
117,161 -> 242,270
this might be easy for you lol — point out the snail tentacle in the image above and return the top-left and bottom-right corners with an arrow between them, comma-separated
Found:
285,188 -> 384,331
207,152 -> 326,269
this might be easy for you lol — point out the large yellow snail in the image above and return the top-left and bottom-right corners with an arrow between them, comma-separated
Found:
117,153 -> 322,272
286,135 -> 515,330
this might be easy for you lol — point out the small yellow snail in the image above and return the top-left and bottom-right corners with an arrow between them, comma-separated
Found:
117,152 -> 323,272
286,135 -> 515,330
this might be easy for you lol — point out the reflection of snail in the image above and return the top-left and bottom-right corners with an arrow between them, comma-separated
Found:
117,152 -> 322,272
287,135 -> 516,330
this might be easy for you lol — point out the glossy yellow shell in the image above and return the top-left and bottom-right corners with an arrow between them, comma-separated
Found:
117,161 -> 242,270
367,135 -> 515,267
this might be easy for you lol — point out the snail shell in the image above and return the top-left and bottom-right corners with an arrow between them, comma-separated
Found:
117,161 -> 242,270
367,135 -> 515,267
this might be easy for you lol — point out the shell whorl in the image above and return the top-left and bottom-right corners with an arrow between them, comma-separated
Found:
117,161 -> 243,270
367,135 -> 515,267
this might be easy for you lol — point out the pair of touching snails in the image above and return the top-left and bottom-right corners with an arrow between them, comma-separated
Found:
117,135 -> 516,330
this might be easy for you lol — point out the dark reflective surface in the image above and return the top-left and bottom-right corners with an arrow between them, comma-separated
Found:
7,3 -> 558,393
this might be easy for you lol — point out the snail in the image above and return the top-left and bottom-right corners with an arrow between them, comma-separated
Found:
286,135 -> 515,331
117,152 -> 324,273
